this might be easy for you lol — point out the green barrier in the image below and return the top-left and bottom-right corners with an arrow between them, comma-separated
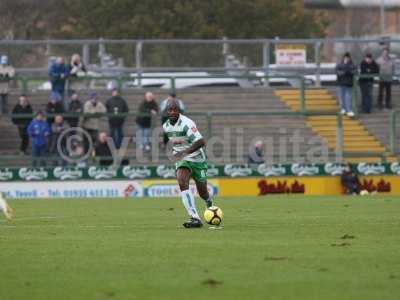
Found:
0,162 -> 398,181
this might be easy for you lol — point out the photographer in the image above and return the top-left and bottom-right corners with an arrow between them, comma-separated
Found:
0,55 -> 15,114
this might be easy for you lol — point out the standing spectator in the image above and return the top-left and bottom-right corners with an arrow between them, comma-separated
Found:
66,92 -> 83,128
0,55 -> 15,114
135,92 -> 158,151
68,54 -> 87,94
377,48 -> 395,110
82,92 -> 106,151
27,111 -> 51,167
94,132 -> 114,166
105,88 -> 129,149
359,53 -> 379,114
248,140 -> 264,164
49,115 -> 69,166
69,54 -> 87,78
11,95 -> 33,154
336,52 -> 356,117
46,92 -> 64,125
48,56 -> 69,100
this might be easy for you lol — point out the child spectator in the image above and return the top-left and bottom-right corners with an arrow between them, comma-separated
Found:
105,88 -> 129,149
27,111 -> 51,167
11,95 -> 33,155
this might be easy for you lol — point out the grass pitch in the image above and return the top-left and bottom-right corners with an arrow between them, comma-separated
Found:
1,196 -> 400,300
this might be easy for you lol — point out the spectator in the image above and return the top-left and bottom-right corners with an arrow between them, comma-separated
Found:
66,92 -> 83,128
105,88 -> 129,149
0,55 -> 15,114
82,92 -> 106,151
49,115 -> 69,166
11,95 -> 33,154
94,132 -> 113,166
69,144 -> 87,168
27,111 -> 51,167
377,48 -> 395,110
135,91 -> 158,151
46,92 -> 64,125
336,52 -> 356,117
248,140 -> 264,164
68,54 -> 87,94
49,56 -> 69,100
359,53 -> 379,114
341,164 -> 360,195
69,54 -> 87,78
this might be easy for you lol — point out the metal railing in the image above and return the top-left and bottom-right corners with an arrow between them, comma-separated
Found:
1,37 -> 400,85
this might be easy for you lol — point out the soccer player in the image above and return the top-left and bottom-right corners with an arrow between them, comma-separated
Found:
163,99 -> 213,228
0,193 -> 13,221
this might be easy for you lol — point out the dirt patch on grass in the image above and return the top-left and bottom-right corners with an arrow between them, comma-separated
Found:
264,256 -> 289,261
202,279 -> 222,287
341,234 -> 355,239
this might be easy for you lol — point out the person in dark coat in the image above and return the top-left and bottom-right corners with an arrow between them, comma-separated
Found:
48,57 -> 69,100
46,92 -> 64,125
105,88 -> 129,149
336,52 -> 356,117
94,132 -> 113,166
341,164 -> 360,195
66,92 -> 83,128
359,53 -> 379,114
135,92 -> 158,151
248,140 -> 264,164
11,95 -> 33,154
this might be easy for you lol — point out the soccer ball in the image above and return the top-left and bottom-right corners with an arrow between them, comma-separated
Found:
360,190 -> 369,196
204,206 -> 223,226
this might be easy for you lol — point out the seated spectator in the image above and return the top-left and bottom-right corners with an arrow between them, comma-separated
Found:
11,95 -> 33,155
69,144 -> 87,168
160,93 -> 185,146
248,140 -> 264,164
27,111 -> 51,167
49,115 -> 69,166
0,55 -> 15,114
82,92 -> 106,151
341,164 -> 360,195
69,54 -> 87,78
136,92 -> 158,151
66,92 -> 83,128
46,92 -> 64,125
94,132 -> 113,166
48,56 -> 69,100
105,88 -> 129,149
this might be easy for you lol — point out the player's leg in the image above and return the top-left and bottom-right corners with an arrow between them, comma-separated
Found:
191,162 -> 213,208
176,166 -> 202,228
195,180 -> 213,208
0,193 -> 13,221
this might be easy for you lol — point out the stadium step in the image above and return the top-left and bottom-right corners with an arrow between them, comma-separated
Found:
275,89 -> 396,163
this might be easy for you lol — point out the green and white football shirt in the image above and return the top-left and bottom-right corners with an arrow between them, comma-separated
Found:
163,114 -> 206,162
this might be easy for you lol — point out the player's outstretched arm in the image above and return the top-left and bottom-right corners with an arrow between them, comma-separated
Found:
174,138 -> 205,160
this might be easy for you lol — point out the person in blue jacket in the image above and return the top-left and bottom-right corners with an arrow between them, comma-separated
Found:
27,111 -> 51,167
48,57 -> 69,100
